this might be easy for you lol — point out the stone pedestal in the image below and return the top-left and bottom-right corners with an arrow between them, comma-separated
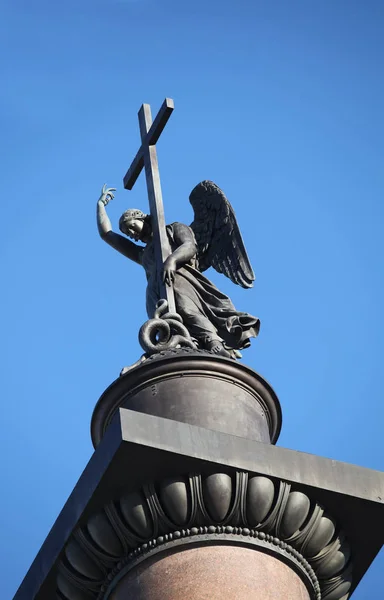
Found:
91,350 -> 282,447
12,350 -> 384,600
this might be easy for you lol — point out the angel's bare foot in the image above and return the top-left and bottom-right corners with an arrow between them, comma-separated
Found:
204,337 -> 232,358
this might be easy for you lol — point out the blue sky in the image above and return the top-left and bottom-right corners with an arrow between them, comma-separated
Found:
1,0 -> 383,597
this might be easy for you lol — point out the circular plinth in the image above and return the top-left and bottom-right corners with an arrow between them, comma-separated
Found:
109,544 -> 312,600
91,349 -> 282,448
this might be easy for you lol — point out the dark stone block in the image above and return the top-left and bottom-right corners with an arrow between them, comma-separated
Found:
13,409 -> 384,599
91,351 -> 282,447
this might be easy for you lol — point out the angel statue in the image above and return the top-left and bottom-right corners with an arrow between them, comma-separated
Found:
96,180 -> 260,358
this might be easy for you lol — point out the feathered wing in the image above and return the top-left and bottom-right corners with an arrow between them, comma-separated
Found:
189,180 -> 255,289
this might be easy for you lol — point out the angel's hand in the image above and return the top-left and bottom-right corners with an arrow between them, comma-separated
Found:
163,256 -> 177,286
98,184 -> 116,207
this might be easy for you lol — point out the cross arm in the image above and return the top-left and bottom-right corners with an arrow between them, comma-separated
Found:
123,148 -> 144,191
123,98 -> 174,190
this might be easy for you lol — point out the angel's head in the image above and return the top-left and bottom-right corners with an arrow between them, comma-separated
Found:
119,209 -> 152,243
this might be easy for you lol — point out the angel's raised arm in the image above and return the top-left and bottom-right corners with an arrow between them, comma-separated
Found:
96,185 -> 143,265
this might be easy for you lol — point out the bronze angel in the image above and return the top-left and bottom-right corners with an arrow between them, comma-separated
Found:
97,180 -> 260,358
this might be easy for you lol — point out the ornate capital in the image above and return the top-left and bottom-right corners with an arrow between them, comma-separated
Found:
57,471 -> 352,600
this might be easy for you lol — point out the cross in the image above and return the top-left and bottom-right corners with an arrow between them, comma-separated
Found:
123,98 -> 176,314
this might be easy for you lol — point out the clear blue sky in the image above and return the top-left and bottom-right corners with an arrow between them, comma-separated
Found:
1,1 -> 383,598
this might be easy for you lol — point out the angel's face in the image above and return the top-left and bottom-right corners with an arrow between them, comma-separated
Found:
125,218 -> 151,243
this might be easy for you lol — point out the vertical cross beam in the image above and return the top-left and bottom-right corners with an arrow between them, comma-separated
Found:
123,98 -> 176,315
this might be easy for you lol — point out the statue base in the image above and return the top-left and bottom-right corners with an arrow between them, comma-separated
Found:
91,349 -> 282,448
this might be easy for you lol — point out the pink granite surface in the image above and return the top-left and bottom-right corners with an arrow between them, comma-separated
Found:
109,544 -> 311,599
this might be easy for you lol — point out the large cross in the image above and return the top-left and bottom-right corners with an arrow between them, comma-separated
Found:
123,98 -> 176,314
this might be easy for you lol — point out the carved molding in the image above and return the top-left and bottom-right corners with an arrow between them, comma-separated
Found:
56,472 -> 352,600
100,528 -> 321,599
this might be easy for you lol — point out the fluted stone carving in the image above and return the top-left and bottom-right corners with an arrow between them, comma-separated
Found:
57,471 -> 352,600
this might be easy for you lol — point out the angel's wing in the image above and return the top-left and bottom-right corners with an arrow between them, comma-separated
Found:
189,180 -> 255,289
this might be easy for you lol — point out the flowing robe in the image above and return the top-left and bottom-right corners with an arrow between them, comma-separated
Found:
142,223 -> 260,351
